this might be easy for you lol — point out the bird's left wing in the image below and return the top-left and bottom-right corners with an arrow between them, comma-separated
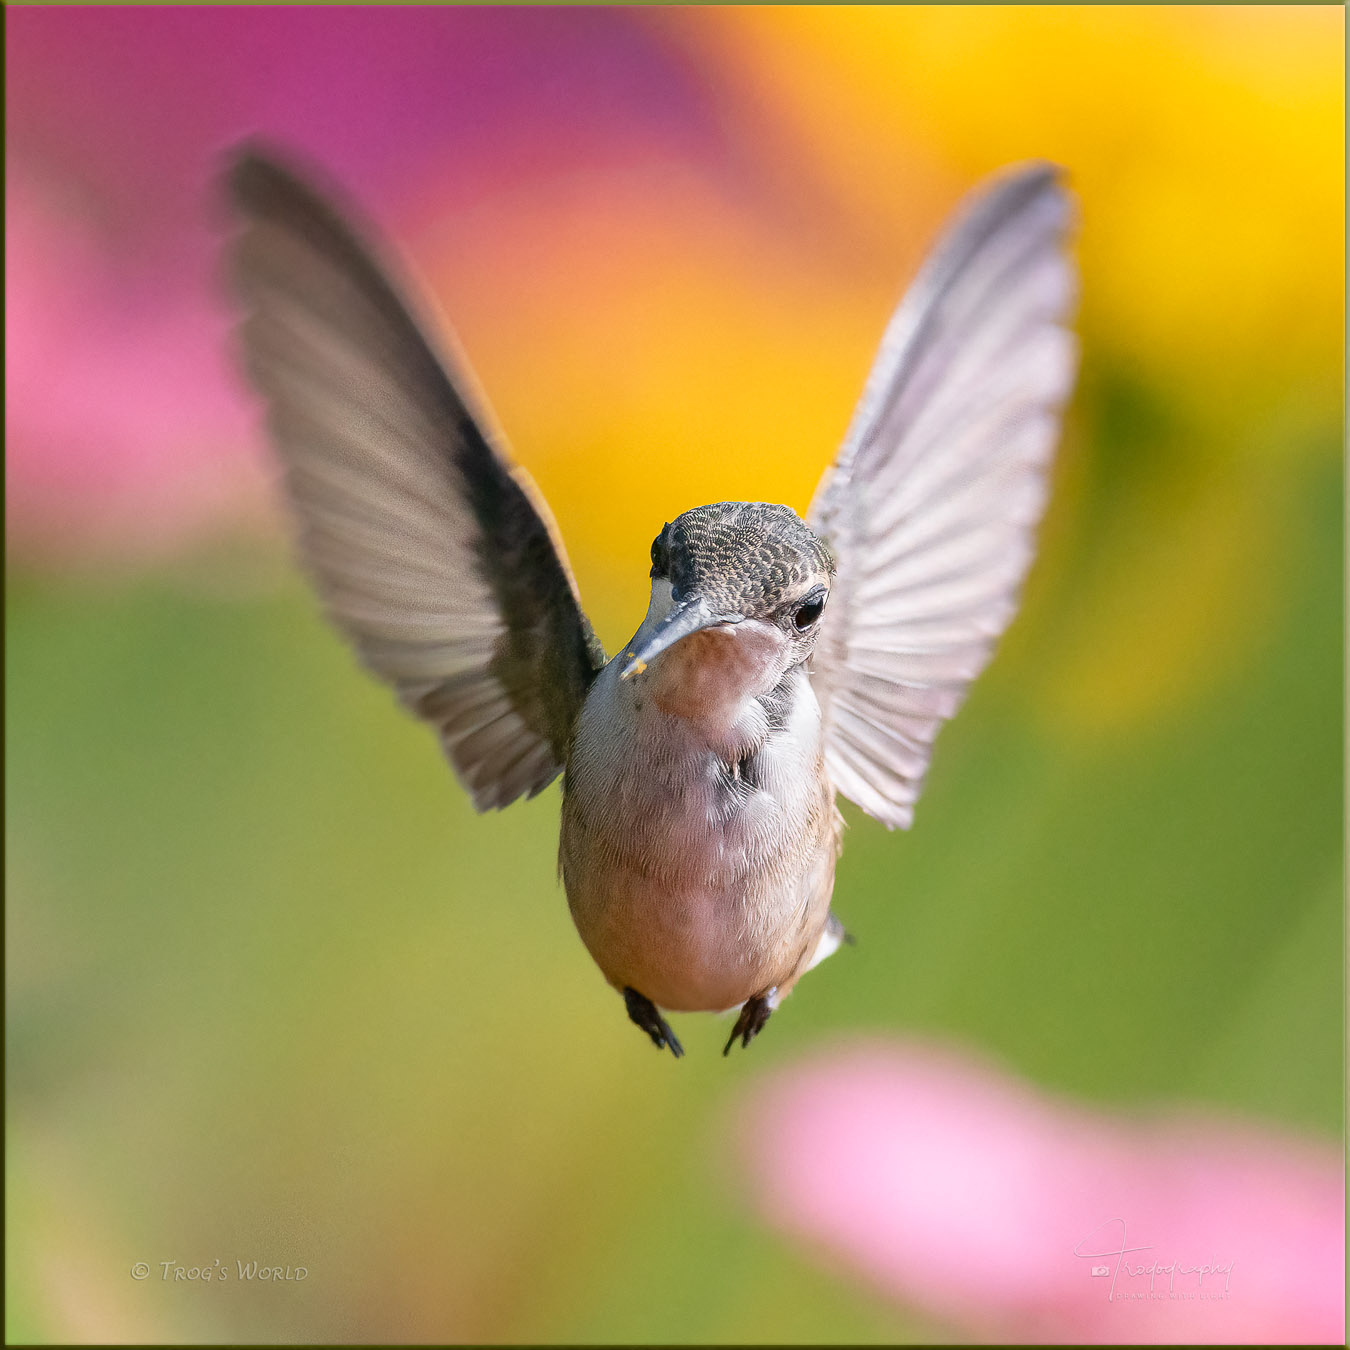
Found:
225,147 -> 605,810
808,163 -> 1078,828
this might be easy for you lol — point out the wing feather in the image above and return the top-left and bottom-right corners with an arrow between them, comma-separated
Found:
224,146 -> 605,811
808,163 -> 1078,828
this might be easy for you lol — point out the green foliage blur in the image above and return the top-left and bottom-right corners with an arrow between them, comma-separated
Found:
6,420 -> 1341,1344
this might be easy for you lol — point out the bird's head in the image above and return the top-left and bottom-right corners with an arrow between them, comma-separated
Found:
620,502 -> 835,710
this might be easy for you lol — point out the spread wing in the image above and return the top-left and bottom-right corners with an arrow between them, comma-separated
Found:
808,163 -> 1078,828
225,147 -> 605,810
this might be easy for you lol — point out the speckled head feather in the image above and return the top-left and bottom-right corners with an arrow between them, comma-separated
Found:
650,502 -> 835,618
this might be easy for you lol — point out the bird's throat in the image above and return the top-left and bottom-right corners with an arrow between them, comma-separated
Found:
645,623 -> 781,727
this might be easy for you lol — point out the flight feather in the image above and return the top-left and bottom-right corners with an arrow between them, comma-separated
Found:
225,148 -> 605,810
808,163 -> 1078,828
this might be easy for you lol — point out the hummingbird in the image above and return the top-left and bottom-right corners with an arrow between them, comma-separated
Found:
224,148 -> 1077,1058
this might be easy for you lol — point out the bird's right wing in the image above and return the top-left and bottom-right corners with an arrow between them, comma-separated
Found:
225,147 -> 605,810
808,164 -> 1077,828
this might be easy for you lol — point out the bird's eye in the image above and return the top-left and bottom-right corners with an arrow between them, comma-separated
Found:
793,591 -> 827,630
650,526 -> 670,578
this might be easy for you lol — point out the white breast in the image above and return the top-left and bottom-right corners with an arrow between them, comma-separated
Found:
557,567 -> 840,1010
559,653 -> 834,1011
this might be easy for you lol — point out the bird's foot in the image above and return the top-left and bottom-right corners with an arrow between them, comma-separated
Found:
724,987 -> 778,1056
623,987 -> 684,1058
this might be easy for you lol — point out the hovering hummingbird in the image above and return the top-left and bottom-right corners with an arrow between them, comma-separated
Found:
224,148 -> 1077,1058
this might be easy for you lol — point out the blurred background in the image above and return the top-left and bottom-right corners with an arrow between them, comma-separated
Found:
6,7 -> 1343,1344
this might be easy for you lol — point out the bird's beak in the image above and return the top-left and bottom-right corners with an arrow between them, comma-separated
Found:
620,597 -> 744,680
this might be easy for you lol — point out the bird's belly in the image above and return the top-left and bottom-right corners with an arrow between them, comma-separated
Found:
568,870 -> 808,1013
560,753 -> 836,1012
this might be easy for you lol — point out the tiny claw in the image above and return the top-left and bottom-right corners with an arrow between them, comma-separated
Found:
723,989 -> 776,1056
619,652 -> 647,681
623,986 -> 683,1058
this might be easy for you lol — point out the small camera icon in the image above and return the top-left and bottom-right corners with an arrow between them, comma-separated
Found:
1090,1265 -> 1111,1277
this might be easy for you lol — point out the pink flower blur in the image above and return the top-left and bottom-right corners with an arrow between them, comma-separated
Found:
5,8 -> 726,565
736,1040 -> 1344,1344
6,165 -> 261,563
